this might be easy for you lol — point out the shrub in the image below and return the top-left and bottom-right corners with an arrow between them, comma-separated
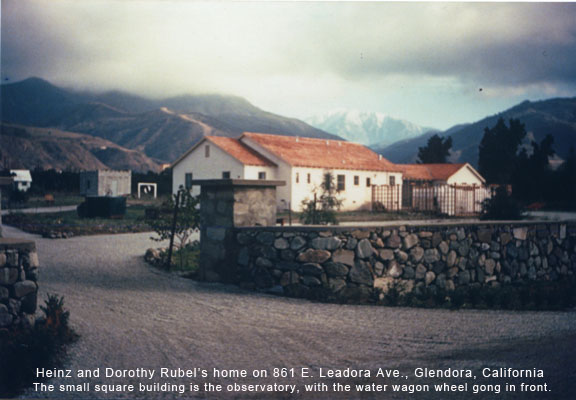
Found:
300,171 -> 343,225
0,294 -> 77,397
481,186 -> 523,220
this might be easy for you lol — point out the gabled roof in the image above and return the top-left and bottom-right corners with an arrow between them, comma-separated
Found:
400,163 -> 485,183
205,136 -> 276,166
171,136 -> 276,168
241,132 -> 401,172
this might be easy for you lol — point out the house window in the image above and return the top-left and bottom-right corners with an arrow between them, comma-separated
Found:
307,173 -> 311,184
296,173 -> 299,183
354,176 -> 359,186
205,145 -> 210,158
337,174 -> 345,191
185,173 -> 193,189
222,171 -> 230,179
366,177 -> 371,187
258,171 -> 266,180
389,176 -> 396,186
86,180 -> 91,189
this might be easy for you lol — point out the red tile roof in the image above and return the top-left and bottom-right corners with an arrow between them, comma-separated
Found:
206,136 -> 275,166
399,163 -> 467,181
241,132 -> 400,172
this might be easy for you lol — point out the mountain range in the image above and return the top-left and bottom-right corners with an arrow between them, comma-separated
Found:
375,98 -> 576,166
2,77 -> 574,172
0,77 -> 339,169
306,109 -> 434,147
1,123 -> 161,172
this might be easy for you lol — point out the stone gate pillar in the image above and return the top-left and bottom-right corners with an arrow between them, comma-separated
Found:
192,179 -> 285,282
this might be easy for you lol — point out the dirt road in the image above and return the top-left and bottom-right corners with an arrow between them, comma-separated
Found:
3,225 -> 574,399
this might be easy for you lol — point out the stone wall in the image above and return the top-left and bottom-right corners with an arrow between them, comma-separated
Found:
0,239 -> 39,330
232,222 -> 576,303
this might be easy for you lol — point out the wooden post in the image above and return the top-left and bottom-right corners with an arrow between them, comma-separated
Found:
166,189 -> 181,269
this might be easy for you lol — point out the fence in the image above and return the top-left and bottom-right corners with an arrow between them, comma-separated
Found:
372,183 -> 493,216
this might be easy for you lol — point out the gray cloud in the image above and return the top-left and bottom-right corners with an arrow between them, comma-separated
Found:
2,1 -> 575,128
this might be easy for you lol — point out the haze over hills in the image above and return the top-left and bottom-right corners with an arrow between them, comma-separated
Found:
306,110 -> 435,147
0,77 -> 340,165
376,98 -> 576,166
0,123 -> 162,172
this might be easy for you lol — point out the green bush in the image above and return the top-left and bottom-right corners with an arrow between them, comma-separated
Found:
0,294 -> 78,398
481,186 -> 523,220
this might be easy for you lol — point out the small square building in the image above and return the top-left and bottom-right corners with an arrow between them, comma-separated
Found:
80,170 -> 131,197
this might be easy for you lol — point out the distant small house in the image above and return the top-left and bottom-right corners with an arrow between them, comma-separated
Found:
399,163 -> 485,186
80,170 -> 132,197
10,169 -> 32,192
397,163 -> 489,216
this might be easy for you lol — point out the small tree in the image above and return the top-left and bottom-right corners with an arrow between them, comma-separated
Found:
417,134 -> 453,163
146,187 -> 200,268
300,172 -> 343,225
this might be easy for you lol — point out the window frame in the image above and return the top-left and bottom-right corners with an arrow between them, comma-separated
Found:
337,174 -> 346,191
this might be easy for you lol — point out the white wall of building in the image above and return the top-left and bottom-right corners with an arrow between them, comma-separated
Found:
172,141 -> 244,196
244,165 -> 278,180
446,165 -> 485,186
290,167 -> 403,212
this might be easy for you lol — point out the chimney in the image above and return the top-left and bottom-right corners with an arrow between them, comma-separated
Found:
378,155 -> 382,160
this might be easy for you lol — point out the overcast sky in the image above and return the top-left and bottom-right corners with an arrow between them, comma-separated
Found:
3,1 -> 576,129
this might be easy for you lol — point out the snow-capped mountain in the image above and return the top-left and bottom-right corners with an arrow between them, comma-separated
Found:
305,109 -> 436,147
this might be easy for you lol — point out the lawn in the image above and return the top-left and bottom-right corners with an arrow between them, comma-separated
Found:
3,205 -> 152,237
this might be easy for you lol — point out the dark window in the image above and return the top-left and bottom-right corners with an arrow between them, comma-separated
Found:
389,176 -> 396,186
205,145 -> 210,158
296,173 -> 299,183
307,173 -> 311,184
222,171 -> 230,179
258,171 -> 266,180
366,177 -> 371,187
185,173 -> 193,189
354,176 -> 359,186
337,174 -> 345,191
86,179 -> 91,189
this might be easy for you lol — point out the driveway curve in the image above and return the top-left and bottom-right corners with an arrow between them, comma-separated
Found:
3,225 -> 575,400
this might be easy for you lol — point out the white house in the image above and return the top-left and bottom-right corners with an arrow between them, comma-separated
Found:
172,133 -> 403,211
10,170 -> 32,192
397,163 -> 490,215
399,163 -> 485,185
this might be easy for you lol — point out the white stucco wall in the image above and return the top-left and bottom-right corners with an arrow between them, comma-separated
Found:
80,170 -> 131,197
290,167 -> 403,212
172,141 -> 244,196
446,165 -> 485,186
244,165 -> 278,180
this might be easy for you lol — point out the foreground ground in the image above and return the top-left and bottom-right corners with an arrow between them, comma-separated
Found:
3,225 -> 575,399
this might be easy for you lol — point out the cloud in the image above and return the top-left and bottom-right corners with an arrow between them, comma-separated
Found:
2,1 -> 575,128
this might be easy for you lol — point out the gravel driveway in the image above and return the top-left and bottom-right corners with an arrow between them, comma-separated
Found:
4,225 -> 575,400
